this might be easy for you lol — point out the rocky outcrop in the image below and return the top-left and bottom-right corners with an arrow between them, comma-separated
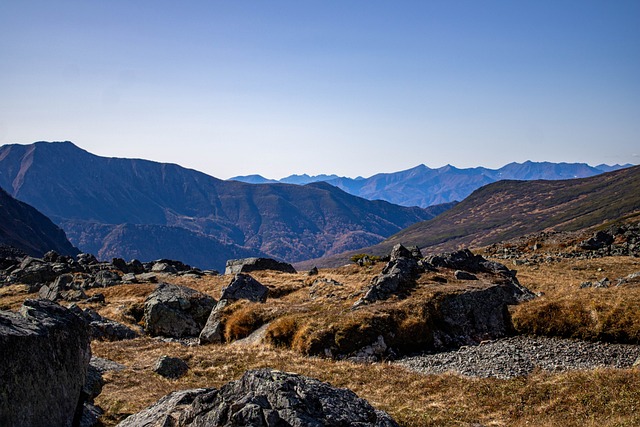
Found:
144,283 -> 216,338
0,299 -> 91,427
117,369 -> 399,427
199,274 -> 268,344
225,257 -> 297,275
354,244 -> 422,307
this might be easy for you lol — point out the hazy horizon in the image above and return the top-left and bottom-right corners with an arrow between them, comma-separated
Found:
2,1 -> 639,179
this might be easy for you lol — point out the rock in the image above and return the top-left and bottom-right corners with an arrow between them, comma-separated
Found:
73,306 -> 138,341
354,256 -> 421,306
455,270 -> 478,281
8,258 -> 58,290
225,257 -> 297,275
90,356 -> 127,374
117,369 -> 400,427
220,273 -> 269,303
127,259 -> 145,274
308,266 -> 319,276
39,273 -> 88,301
580,281 -> 592,289
153,355 -> 189,379
110,257 -> 128,272
580,231 -> 614,250
198,299 -> 228,344
594,277 -> 610,288
144,283 -> 216,338
390,243 -> 414,261
121,273 -> 137,283
0,299 -> 91,427
432,282 -> 529,349
77,253 -> 99,265
91,270 -> 122,288
151,262 -> 177,274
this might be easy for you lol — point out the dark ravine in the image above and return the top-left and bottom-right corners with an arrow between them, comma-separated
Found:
0,141 -> 450,270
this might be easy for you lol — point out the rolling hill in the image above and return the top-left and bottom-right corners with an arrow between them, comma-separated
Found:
232,162 -> 631,208
0,141 -> 451,269
308,165 -> 640,267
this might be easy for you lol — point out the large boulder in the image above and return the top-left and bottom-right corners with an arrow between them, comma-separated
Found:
220,273 -> 269,303
117,369 -> 399,427
144,283 -> 216,338
0,299 -> 91,427
225,257 -> 297,275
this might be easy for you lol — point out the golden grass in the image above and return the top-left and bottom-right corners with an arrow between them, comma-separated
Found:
3,256 -> 640,426
509,257 -> 640,343
92,337 -> 640,427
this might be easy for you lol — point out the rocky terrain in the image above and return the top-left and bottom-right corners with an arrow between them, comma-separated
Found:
1,232 -> 639,426
397,336 -> 640,379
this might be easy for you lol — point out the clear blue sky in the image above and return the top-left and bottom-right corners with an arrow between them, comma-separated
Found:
1,1 -> 638,179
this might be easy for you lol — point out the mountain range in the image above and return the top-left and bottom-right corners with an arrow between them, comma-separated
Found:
308,164 -> 640,267
231,162 -> 632,208
0,141 -> 449,270
0,186 -> 78,257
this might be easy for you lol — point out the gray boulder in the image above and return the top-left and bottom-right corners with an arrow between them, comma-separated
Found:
117,369 -> 399,427
153,355 -> 189,379
70,305 -> 139,341
144,283 -> 216,338
0,299 -> 91,427
355,246 -> 421,306
220,273 -> 269,303
225,257 -> 297,275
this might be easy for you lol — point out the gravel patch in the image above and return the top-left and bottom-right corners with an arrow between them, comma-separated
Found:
396,336 -> 640,379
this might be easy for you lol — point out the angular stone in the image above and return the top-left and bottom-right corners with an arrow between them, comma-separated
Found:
225,257 -> 297,275
144,283 -> 216,338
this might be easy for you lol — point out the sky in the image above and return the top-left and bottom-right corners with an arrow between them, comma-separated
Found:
1,1 -> 639,180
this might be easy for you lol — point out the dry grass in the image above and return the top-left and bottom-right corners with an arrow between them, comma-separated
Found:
92,337 -> 640,427
4,256 -> 640,426
509,257 -> 640,343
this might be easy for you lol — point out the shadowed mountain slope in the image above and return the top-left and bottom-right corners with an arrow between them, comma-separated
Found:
307,165 -> 640,267
0,186 -> 79,257
0,142 -> 450,269
234,162 -> 632,208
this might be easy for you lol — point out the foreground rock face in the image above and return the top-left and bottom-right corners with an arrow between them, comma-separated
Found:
144,283 -> 216,338
0,299 -> 91,427
117,369 -> 399,427
225,257 -> 297,275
